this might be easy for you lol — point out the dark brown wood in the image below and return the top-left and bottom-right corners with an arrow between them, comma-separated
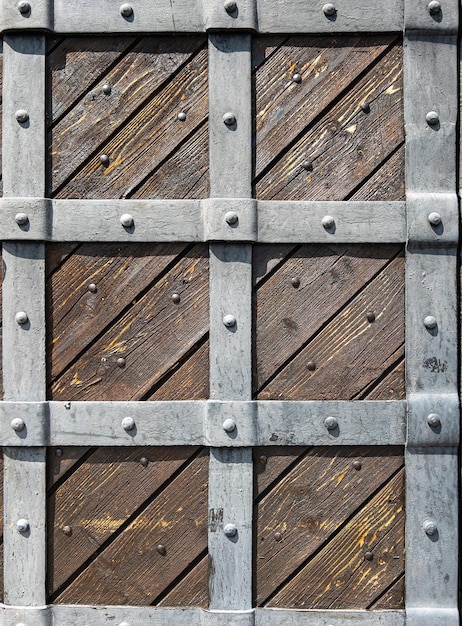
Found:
53,449 -> 208,605
369,575 -> 405,609
47,447 -> 93,486
157,556 -> 208,607
362,360 -> 405,401
266,468 -> 405,608
349,146 -> 405,201
255,446 -> 404,605
255,42 -> 403,201
254,447 -> 308,496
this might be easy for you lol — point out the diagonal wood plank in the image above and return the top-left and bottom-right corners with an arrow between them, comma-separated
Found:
349,145 -> 405,201
267,469 -> 405,608
47,447 -> 93,487
54,450 -> 208,605
157,555 -> 208,607
255,447 -> 403,604
369,575 -> 405,609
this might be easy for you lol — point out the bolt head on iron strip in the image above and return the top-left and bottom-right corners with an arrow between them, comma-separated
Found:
322,215 -> 335,230
15,311 -> 28,325
15,109 -> 29,123
324,416 -> 338,430
223,418 -> 236,433
427,413 -> 441,427
120,213 -> 134,228
122,416 -> 135,431
223,112 -> 236,126
428,212 -> 442,226
426,111 -> 439,126
11,418 -> 25,432
424,519 -> 437,536
323,3 -> 336,16
16,518 -> 29,533
424,315 -> 437,329
120,3 -> 133,17
225,211 -> 239,225
223,314 -> 236,328
428,0 -> 441,14
224,0 -> 237,12
17,0 -> 30,14
223,523 -> 237,537
15,212 -> 29,226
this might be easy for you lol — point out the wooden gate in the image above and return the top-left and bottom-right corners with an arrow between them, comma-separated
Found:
0,1 -> 459,625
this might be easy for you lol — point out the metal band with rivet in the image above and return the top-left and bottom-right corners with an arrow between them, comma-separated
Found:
15,311 -> 28,325
324,416 -> 338,430
11,417 -> 25,432
15,109 -> 29,123
423,315 -> 437,329
122,416 -> 135,431
120,3 -> 133,17
322,3 -> 336,16
16,519 -> 30,533
17,1 -> 31,14
428,0 -> 442,14
222,418 -> 236,433
428,211 -> 442,225
120,213 -> 134,227
15,212 -> 29,225
223,523 -> 238,537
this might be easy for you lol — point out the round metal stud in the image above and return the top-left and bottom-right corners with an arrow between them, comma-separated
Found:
361,102 -> 371,114
88,283 -> 97,293
11,418 -> 25,432
171,293 -> 181,304
62,525 -> 72,536
156,544 -> 167,555
274,531 -> 283,542
366,310 -> 376,323
424,519 -> 437,536
55,448 -> 63,457
17,1 -> 30,14
15,109 -> 29,123
223,112 -> 237,126
259,455 -> 268,465
428,0 -> 441,14
426,111 -> 439,126
322,215 -> 335,230
223,314 -> 236,328
223,523 -> 237,537
122,416 -> 135,431
428,211 -> 442,226
292,73 -> 302,83
307,361 -> 316,371
224,0 -> 237,12
322,2 -> 336,16
15,311 -> 28,325
223,418 -> 237,433
424,315 -> 437,330
364,551 -> 373,561
117,357 -> 126,368
225,211 -> 239,225
353,460 -> 362,470
324,416 -> 338,431
102,84 -> 112,95
302,161 -> 313,171
140,457 -> 149,467
120,3 -> 133,17
16,518 -> 29,533
177,111 -> 187,121
427,413 -> 441,427
120,213 -> 134,228
15,212 -> 29,226
100,154 -> 110,166
291,277 -> 300,288
119,623 -> 131,626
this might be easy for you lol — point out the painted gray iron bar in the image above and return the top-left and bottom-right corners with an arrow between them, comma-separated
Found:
403,3 -> 459,623
0,400 -> 406,447
2,35 -> 47,606
208,33 -> 253,610
0,198 -> 406,243
0,0 -> 405,34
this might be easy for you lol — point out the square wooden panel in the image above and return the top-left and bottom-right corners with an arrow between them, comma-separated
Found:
47,243 -> 209,401
48,36 -> 208,199
47,446 -> 209,606
254,446 -> 405,608
253,35 -> 404,201
254,244 -> 405,400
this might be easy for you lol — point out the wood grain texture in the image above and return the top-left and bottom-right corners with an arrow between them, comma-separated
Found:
255,446 -> 404,606
369,576 -> 405,609
53,449 -> 208,605
157,555 -> 208,607
266,468 -> 405,608
48,244 -> 209,401
255,40 -> 403,201
47,446 -> 92,486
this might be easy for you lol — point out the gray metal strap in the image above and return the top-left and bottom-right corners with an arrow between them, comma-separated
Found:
2,35 -> 47,606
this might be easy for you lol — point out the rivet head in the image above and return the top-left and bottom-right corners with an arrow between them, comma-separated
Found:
427,413 -> 441,427
364,551 -> 373,561
120,3 -> 133,17
17,1 -> 30,14
361,102 -> 371,114
323,3 -> 336,16
223,112 -> 236,126
55,448 -> 64,457
424,519 -> 437,536
366,310 -> 376,323
225,211 -> 239,225
291,277 -> 300,288
62,525 -> 72,536
171,293 -> 181,304
274,531 -> 283,542
224,0 -> 237,12
307,361 -> 316,371
223,314 -> 236,328
428,0 -> 441,14
88,283 -> 97,293
100,154 -> 110,166
292,73 -> 302,84
15,212 -> 29,226
302,161 -> 313,171
223,418 -> 236,433
15,311 -> 28,325
11,418 -> 25,432
16,518 -> 29,533
120,213 -> 134,228
322,215 -> 335,230
15,109 -> 29,123
428,212 -> 442,226
424,315 -> 437,329
259,454 -> 268,465
223,523 -> 237,537
102,84 -> 112,95
140,457 -> 149,467
324,416 -> 338,430
117,357 -> 126,368
122,416 -> 135,431
177,111 -> 187,121
156,544 -> 167,555
353,460 -> 362,470
426,111 -> 439,126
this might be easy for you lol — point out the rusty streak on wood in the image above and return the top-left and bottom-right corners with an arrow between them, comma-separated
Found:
52,449 -> 208,605
266,467 -> 405,608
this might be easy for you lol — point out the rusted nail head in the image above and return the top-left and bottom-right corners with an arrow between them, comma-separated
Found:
140,457 -> 149,467
291,277 -> 300,288
292,73 -> 302,84
62,525 -> 72,536
100,154 -> 110,166
366,310 -> 375,323
55,448 -> 64,457
88,283 -> 97,293
274,531 -> 283,542
361,102 -> 371,114
302,161 -> 313,171
156,544 -> 167,555
259,455 -> 268,465
171,293 -> 181,304
307,361 -> 316,371
117,357 -> 126,368
353,460 -> 362,470
364,551 -> 373,561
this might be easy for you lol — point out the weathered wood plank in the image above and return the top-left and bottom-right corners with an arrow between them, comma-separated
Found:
256,44 -> 403,201
255,244 -> 402,391
254,35 -> 398,177
48,242 -> 189,380
267,469 -> 405,608
48,446 -> 199,595
47,446 -> 93,486
50,244 -> 209,401
53,47 -> 208,198
349,146 -> 405,201
46,243 -> 80,274
157,555 -> 208,607
54,450 -> 208,605
259,253 -> 404,400
361,361 -> 405,401
254,447 -> 308,496
256,446 -> 404,604
370,576 -> 405,609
